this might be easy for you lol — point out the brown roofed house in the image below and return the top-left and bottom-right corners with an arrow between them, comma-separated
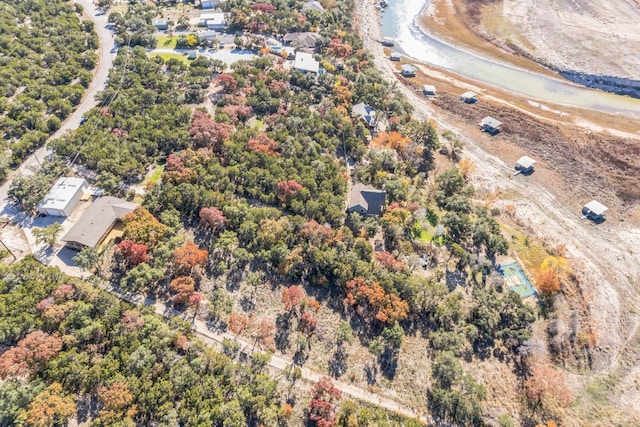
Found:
62,196 -> 139,251
347,183 -> 386,216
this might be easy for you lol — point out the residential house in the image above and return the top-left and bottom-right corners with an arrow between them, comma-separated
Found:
152,19 -> 168,30
401,64 -> 416,77
199,13 -> 226,30
62,196 -> 138,250
347,183 -> 386,216
293,51 -> 320,74
282,32 -> 320,50
352,102 -> 376,128
460,91 -> 477,103
37,177 -> 88,217
582,200 -> 608,221
478,116 -> 502,135
302,0 -> 324,12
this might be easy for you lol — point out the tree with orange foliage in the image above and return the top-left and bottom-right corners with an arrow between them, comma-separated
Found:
251,317 -> 276,351
169,276 -> 196,304
228,312 -> 250,336
458,158 -> 476,180
327,38 -> 352,58
282,285 -> 305,315
374,251 -> 407,272
18,383 -> 75,426
248,133 -> 280,156
525,363 -> 573,410
535,268 -> 561,295
97,381 -> 137,423
0,330 -> 63,379
371,131 -> 411,152
344,278 -> 408,325
172,241 -> 208,275
122,207 -> 168,247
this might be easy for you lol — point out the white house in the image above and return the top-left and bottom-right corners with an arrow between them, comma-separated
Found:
293,52 -> 320,74
200,13 -> 226,30
37,177 -> 88,217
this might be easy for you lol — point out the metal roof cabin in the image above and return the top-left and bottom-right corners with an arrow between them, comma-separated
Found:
401,64 -> 416,77
460,91 -> 478,103
479,116 -> 502,135
515,156 -> 536,174
582,200 -> 608,221
389,52 -> 401,61
37,177 -> 88,217
293,51 -> 320,74
423,85 -> 436,96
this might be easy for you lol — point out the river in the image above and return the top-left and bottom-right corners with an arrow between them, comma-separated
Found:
380,0 -> 640,116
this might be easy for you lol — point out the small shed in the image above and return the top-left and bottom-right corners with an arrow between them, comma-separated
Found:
460,91 -> 478,103
302,0 -> 325,12
389,52 -> 401,61
479,116 -> 502,135
37,177 -> 88,217
582,200 -> 608,221
423,85 -> 436,96
381,37 -> 395,47
401,64 -> 416,77
152,19 -> 168,30
515,156 -> 536,173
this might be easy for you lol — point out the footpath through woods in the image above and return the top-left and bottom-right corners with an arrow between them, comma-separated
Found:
96,281 -> 432,424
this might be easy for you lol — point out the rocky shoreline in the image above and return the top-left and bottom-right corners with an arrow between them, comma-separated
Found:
556,71 -> 640,100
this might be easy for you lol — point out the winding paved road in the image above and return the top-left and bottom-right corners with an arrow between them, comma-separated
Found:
0,0 -> 116,218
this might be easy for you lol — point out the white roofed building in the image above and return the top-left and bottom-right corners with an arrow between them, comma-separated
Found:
293,52 -> 320,74
37,177 -> 88,217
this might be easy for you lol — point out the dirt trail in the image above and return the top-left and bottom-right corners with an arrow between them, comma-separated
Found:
356,0 -> 640,394
99,283 -> 431,424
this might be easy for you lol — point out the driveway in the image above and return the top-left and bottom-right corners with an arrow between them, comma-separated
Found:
0,0 -> 117,220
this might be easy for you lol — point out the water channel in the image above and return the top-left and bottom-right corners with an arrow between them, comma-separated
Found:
380,0 -> 640,116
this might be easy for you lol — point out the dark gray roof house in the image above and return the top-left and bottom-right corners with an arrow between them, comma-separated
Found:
283,32 -> 320,49
352,102 -> 376,128
62,196 -> 138,250
347,183 -> 386,216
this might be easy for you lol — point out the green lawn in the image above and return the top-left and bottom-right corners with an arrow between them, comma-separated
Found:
501,222 -> 550,270
156,35 -> 178,49
148,52 -> 188,64
144,164 -> 165,186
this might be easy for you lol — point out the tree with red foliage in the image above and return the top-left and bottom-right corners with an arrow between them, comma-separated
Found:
309,376 -> 341,427
172,241 -> 208,274
251,317 -> 275,351
199,207 -> 226,233
115,240 -> 149,266
250,3 -> 277,12
216,73 -> 238,93
299,311 -> 317,337
282,285 -> 305,314
120,310 -> 145,332
374,251 -> 406,272
300,220 -> 333,246
189,110 -> 234,149
269,79 -> 288,94
0,331 -> 63,379
169,276 -> 196,304
221,104 -> 253,123
276,179 -> 303,203
188,292 -> 203,317
247,133 -> 280,156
